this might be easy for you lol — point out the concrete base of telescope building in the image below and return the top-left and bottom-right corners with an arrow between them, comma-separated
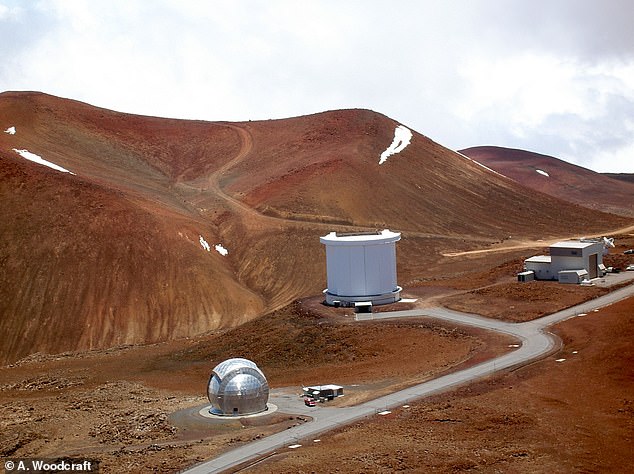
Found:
323,287 -> 402,307
199,403 -> 278,420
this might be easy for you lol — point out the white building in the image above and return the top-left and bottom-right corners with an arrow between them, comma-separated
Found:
524,240 -> 604,283
320,229 -> 401,307
303,385 -> 344,400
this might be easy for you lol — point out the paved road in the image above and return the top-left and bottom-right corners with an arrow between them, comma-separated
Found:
183,283 -> 634,474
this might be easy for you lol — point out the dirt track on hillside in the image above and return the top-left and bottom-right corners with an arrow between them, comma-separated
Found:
1,93 -> 633,473
442,224 -> 634,257
2,92 -> 631,364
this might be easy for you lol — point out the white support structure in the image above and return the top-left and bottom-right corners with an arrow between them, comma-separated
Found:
320,229 -> 401,306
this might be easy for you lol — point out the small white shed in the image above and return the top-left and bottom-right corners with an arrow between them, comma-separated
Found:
558,269 -> 589,284
525,255 -> 554,280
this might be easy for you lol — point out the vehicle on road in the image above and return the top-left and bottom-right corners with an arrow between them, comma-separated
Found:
182,285 -> 634,474
304,397 -> 316,407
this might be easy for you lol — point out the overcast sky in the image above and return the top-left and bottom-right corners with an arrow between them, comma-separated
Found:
1,0 -> 633,172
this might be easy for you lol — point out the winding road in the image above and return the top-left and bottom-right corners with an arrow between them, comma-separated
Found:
179,125 -> 634,472
183,282 -> 634,474
199,124 -> 503,243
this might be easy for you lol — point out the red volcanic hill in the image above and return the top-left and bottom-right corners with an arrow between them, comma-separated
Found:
0,92 -> 629,364
459,146 -> 634,217
603,173 -> 634,185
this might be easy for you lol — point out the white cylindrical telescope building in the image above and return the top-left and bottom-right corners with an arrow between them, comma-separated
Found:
320,229 -> 401,306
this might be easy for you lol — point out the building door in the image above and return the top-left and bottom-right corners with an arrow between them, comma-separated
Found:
589,253 -> 598,279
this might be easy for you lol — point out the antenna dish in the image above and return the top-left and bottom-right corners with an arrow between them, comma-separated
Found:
602,236 -> 615,255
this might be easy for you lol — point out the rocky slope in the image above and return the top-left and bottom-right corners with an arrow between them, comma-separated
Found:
460,145 -> 634,217
0,92 -> 628,364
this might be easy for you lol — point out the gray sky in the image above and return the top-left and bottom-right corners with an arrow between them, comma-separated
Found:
1,0 -> 633,172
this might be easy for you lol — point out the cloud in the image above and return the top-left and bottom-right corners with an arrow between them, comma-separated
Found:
0,2 -> 59,82
477,0 -> 634,62
451,51 -> 634,171
0,0 -> 633,172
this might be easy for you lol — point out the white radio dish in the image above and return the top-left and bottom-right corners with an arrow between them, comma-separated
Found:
602,236 -> 615,255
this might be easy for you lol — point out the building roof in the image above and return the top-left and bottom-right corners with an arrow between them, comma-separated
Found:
320,229 -> 400,245
304,384 -> 343,391
550,241 -> 598,249
558,269 -> 589,275
525,255 -> 551,263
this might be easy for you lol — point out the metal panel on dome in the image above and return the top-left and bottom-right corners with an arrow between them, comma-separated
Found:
212,357 -> 258,379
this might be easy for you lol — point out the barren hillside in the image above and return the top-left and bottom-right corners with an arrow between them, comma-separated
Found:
460,145 -> 634,217
603,172 -> 634,184
0,92 -> 629,364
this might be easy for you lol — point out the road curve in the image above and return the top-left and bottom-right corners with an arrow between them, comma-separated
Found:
200,124 -> 497,243
183,283 -> 634,474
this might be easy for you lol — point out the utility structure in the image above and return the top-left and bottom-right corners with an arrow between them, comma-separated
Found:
320,229 -> 401,308
523,239 -> 608,283
303,384 -> 344,401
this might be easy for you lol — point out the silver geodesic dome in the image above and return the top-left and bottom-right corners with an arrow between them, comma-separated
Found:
207,358 -> 269,416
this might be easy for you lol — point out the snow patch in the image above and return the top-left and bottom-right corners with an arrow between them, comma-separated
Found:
12,148 -> 75,175
400,298 -> 418,303
4,126 -> 15,135
379,125 -> 412,164
555,358 -> 566,362
536,169 -> 549,177
215,244 -> 228,256
288,444 -> 302,449
454,150 -> 506,177
199,236 -> 211,252
378,410 -> 391,415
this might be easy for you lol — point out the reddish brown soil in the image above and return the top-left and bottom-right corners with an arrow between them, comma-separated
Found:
604,172 -> 634,184
1,92 -> 633,473
1,92 -> 630,364
604,233 -> 634,270
0,302 -> 503,473
226,112 -> 626,238
461,145 -> 634,217
433,234 -> 634,322
247,296 -> 634,473
440,280 -> 609,321
1,279 -> 631,473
